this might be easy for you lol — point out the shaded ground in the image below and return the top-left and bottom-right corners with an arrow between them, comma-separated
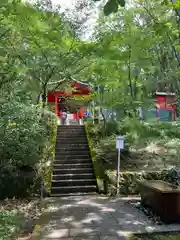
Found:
35,196 -> 180,239
103,140 -> 180,172
131,232 -> 180,240
123,140 -> 180,171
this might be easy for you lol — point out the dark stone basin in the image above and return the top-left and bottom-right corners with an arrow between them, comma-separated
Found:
139,180 -> 180,223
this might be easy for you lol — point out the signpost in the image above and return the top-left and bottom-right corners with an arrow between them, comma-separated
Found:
116,136 -> 125,195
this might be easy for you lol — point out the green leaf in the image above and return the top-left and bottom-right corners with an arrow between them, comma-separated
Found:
117,0 -> 125,7
104,0 -> 119,16
102,0 -> 125,15
161,0 -> 169,5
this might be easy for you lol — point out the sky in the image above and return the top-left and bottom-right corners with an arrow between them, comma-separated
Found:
51,0 -> 75,9
26,0 -> 98,40
51,0 -> 99,40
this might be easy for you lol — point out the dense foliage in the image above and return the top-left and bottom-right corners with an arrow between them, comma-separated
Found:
0,0 -> 180,199
0,82 -> 57,198
79,0 -> 180,120
88,119 -> 180,170
86,119 -> 180,194
0,0 -> 89,198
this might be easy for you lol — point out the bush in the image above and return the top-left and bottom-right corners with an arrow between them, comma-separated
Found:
0,98 -> 57,199
120,117 -> 180,144
94,135 -> 130,170
87,117 -> 180,147
0,104 -> 46,167
0,165 -> 37,198
40,110 -> 58,193
87,120 -> 122,144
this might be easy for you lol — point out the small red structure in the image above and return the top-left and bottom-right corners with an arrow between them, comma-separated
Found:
155,92 -> 176,121
47,81 -> 91,120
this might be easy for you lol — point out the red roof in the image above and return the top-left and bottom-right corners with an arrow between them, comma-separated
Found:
47,81 -> 91,102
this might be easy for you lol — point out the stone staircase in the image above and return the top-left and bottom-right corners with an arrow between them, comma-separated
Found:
51,125 -> 97,196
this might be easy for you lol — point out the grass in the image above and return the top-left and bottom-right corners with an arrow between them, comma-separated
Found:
87,120 -> 180,172
0,211 -> 20,239
0,198 -> 41,239
130,233 -> 180,240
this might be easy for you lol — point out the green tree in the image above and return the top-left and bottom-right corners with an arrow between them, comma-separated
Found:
84,0 -> 180,119
0,0 -> 94,198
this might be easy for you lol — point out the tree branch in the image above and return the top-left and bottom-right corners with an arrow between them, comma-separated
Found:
127,45 -> 133,98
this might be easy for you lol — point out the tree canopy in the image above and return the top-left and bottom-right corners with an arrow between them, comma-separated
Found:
0,0 -> 180,199
81,0 -> 180,119
0,0 -> 95,199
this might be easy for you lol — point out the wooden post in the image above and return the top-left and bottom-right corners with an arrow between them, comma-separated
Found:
55,95 -> 58,116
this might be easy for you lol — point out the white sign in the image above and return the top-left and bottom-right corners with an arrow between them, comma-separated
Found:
116,136 -> 125,150
116,135 -> 124,195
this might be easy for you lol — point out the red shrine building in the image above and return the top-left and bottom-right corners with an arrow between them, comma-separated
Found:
155,92 -> 176,121
47,81 -> 91,120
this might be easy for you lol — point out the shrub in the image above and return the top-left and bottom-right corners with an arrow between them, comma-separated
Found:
94,135 -> 130,170
39,110 -> 58,193
120,117 -> 180,144
0,99 -> 57,199
0,165 -> 36,198
86,120 -> 122,144
0,103 -> 46,167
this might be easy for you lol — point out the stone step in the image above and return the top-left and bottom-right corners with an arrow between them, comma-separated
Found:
55,146 -> 89,150
53,163 -> 93,169
56,140 -> 87,143
58,128 -> 85,131
57,132 -> 86,136
51,185 -> 97,194
53,167 -> 94,175
55,150 -> 90,156
54,158 -> 91,162
55,155 -> 91,160
57,130 -> 85,133
57,133 -> 86,136
57,132 -> 86,135
55,148 -> 89,152
58,126 -> 84,128
55,147 -> 89,151
55,143 -> 89,147
50,192 -> 97,197
56,136 -> 87,140
56,132 -> 86,135
51,179 -> 96,187
51,125 -> 97,197
55,146 -> 89,151
56,137 -> 86,140
52,173 -> 95,180
53,159 -> 92,164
